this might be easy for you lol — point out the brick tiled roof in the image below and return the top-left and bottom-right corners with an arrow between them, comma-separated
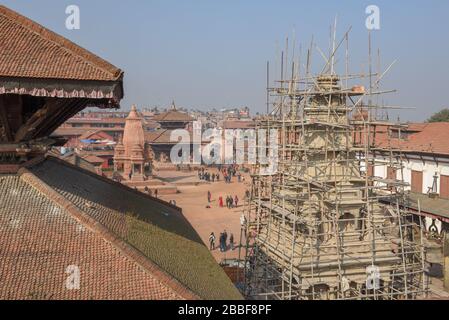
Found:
0,157 -> 242,300
51,127 -> 87,137
146,129 -> 178,144
81,155 -> 105,165
78,130 -> 114,141
221,120 -> 256,129
67,117 -> 126,124
372,122 -> 449,156
153,110 -> 194,122
0,174 -> 180,299
0,5 -> 122,81
403,123 -> 449,156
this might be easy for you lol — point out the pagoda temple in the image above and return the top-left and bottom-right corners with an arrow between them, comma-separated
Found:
152,100 -> 194,129
147,101 -> 195,167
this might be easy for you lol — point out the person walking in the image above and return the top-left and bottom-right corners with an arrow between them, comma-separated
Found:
223,230 -> 228,251
219,196 -> 223,208
240,213 -> 246,227
209,232 -> 216,250
240,213 -> 247,242
234,195 -> 239,208
230,233 -> 234,250
207,190 -> 211,204
154,189 -> 158,198
219,232 -> 225,252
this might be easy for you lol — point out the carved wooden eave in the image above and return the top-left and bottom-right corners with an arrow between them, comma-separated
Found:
0,5 -> 124,171
0,94 -> 121,142
0,79 -> 124,167
0,139 -> 52,173
0,76 -> 123,107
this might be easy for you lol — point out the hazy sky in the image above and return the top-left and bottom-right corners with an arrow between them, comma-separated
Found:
2,0 -> 448,121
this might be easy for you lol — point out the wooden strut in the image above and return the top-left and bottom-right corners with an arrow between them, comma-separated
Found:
0,97 -> 13,141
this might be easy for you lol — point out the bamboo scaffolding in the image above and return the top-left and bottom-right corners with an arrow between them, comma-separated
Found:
239,27 -> 427,300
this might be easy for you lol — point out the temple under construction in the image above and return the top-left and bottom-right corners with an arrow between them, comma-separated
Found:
240,29 -> 428,300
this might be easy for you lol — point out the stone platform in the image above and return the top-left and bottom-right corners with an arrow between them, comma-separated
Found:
122,177 -> 178,195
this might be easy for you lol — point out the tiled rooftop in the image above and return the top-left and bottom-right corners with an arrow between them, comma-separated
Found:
0,175 -> 180,299
146,129 -> 178,144
221,120 -> 256,129
0,5 -> 122,81
370,122 -> 449,156
153,110 -> 194,122
0,157 -> 242,300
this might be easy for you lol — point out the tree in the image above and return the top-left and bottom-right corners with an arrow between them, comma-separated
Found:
428,108 -> 449,123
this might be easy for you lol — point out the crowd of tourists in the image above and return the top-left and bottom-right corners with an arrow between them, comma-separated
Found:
209,230 -> 235,252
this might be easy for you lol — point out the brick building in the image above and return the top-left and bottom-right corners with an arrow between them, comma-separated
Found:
360,121 -> 449,284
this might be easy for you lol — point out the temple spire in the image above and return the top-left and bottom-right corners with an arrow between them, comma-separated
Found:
114,105 -> 148,182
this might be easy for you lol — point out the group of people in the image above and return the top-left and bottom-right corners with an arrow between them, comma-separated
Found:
221,165 -> 244,184
198,168 -> 220,182
209,230 -> 235,252
142,186 -> 158,198
206,191 -> 240,210
197,165 -> 246,184
218,195 -> 239,209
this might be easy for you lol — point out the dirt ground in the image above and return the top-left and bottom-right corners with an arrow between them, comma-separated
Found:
159,169 -> 251,263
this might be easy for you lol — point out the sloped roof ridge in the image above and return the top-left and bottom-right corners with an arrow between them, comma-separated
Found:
43,155 -> 181,210
0,5 -> 122,80
17,166 -> 199,300
154,109 -> 193,122
153,111 -> 168,121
